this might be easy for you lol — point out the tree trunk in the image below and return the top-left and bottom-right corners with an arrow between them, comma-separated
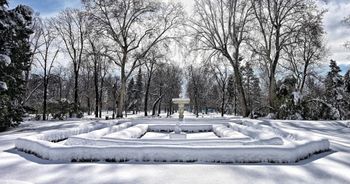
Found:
94,60 -> 99,118
232,58 -> 249,117
268,73 -> 277,111
43,78 -> 47,121
99,76 -> 104,118
300,60 -> 310,94
152,95 -> 163,116
224,48 -> 249,117
87,96 -> 91,115
234,89 -> 237,116
194,96 -> 199,117
117,75 -> 126,118
144,74 -> 152,116
74,69 -> 79,115
116,51 -> 127,118
221,85 -> 225,117
268,27 -> 281,112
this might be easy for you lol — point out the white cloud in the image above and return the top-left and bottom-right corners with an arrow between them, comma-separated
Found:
320,0 -> 350,65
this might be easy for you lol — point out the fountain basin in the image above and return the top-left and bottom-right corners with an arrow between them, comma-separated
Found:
172,98 -> 190,104
169,132 -> 187,139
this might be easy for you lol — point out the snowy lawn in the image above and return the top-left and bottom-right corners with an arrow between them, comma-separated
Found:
0,115 -> 349,184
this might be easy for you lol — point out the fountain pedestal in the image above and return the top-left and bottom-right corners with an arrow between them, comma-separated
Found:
170,98 -> 190,139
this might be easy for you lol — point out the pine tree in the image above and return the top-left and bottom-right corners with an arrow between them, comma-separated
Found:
226,74 -> 236,115
134,68 -> 143,113
324,60 -> 345,119
343,69 -> 350,118
0,1 -> 33,131
344,69 -> 350,93
242,62 -> 261,116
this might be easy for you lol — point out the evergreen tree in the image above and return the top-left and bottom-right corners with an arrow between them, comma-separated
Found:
324,60 -> 345,119
242,63 -> 261,117
134,68 -> 143,113
344,69 -> 350,93
343,69 -> 350,118
226,74 -> 236,115
0,1 -> 33,130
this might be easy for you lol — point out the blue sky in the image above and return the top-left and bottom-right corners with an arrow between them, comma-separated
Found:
9,0 -> 81,17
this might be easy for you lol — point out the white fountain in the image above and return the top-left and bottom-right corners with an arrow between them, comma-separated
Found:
170,79 -> 190,139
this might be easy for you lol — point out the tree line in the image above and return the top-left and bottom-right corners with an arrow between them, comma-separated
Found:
1,0 -> 350,130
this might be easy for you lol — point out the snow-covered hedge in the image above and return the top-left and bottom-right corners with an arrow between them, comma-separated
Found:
64,122 -> 132,145
69,122 -> 132,139
212,125 -> 250,139
229,122 -> 284,140
32,121 -> 119,142
15,121 -> 330,163
15,137 -> 329,163
103,124 -> 148,139
148,124 -> 212,133
64,137 -> 249,146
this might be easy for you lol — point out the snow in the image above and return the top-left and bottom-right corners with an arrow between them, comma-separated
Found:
212,124 -> 251,139
0,116 -> 349,183
292,91 -> 302,105
36,120 -> 119,142
0,54 -> 11,66
141,132 -> 219,139
0,81 -> 8,91
14,118 -> 329,164
103,124 -> 148,139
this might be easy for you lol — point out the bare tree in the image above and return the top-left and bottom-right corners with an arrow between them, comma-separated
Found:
190,0 -> 253,117
250,0 -> 305,111
52,9 -> 89,115
85,26 -> 107,117
36,19 -> 59,120
282,4 -> 326,94
209,57 -> 229,117
83,0 -> 185,117
24,15 -> 44,106
143,50 -> 164,116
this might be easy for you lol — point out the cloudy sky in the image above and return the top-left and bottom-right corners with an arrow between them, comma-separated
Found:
9,0 -> 350,72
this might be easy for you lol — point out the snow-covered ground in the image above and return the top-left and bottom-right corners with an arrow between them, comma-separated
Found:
0,113 -> 350,184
